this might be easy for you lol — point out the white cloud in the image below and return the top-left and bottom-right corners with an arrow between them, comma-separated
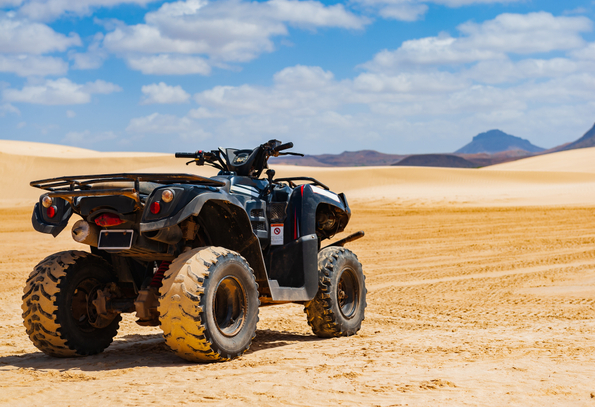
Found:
3,78 -> 121,105
70,33 -> 108,70
0,54 -> 68,76
457,12 -> 591,54
0,0 -> 23,6
66,110 -> 76,118
18,0 -> 157,22
141,82 -> 190,104
352,0 -> 522,22
465,58 -> 580,84
571,42 -> 595,60
81,79 -> 122,94
195,65 -> 346,115
0,16 -> 81,54
102,0 -> 367,74
126,112 -> 211,140
353,71 -> 468,93
127,54 -> 211,75
363,12 -> 592,71
429,0 -> 521,5
378,2 -> 428,21
0,102 -> 20,116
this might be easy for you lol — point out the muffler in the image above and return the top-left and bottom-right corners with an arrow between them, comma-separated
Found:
71,219 -> 100,246
144,225 -> 183,245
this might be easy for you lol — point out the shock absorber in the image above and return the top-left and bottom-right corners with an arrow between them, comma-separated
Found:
150,261 -> 171,288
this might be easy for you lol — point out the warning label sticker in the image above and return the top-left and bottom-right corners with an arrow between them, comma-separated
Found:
271,223 -> 284,245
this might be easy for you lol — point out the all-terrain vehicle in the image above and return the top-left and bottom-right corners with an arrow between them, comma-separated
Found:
23,140 -> 366,362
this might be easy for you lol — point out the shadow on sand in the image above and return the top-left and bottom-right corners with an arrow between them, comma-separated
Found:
0,329 -> 322,372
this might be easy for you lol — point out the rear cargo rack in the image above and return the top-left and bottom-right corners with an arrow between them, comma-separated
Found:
30,173 -> 225,207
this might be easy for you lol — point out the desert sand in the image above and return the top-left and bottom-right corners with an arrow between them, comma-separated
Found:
1,141 -> 594,406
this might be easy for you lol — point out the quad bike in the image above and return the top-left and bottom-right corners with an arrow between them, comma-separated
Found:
23,140 -> 366,362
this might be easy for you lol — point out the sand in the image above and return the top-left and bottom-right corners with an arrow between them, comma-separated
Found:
0,141 -> 594,406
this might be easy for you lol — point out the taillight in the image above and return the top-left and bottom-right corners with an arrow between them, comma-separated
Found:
47,206 -> 57,218
94,213 -> 125,227
150,202 -> 161,214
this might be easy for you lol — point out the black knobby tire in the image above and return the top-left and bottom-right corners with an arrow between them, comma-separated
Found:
305,246 -> 367,338
158,246 -> 259,362
22,250 -> 121,357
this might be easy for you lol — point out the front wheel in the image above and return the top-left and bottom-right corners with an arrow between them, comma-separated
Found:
305,247 -> 367,337
22,251 -> 121,357
158,247 -> 259,362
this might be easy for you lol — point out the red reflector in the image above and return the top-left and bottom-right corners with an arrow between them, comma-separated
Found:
94,213 -> 124,227
150,201 -> 161,214
47,206 -> 57,218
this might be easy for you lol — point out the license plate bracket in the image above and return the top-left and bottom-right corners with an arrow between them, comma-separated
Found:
98,230 -> 134,250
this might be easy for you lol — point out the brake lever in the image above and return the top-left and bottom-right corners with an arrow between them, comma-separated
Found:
278,152 -> 305,157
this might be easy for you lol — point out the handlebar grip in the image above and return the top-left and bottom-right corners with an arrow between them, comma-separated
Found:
175,152 -> 196,158
275,142 -> 293,152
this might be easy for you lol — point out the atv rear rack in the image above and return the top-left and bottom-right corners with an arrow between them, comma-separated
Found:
30,173 -> 225,206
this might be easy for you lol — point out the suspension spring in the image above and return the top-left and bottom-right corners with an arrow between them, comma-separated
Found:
150,261 -> 171,288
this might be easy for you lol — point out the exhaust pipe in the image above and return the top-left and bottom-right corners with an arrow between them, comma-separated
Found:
72,219 -> 100,246
144,225 -> 183,245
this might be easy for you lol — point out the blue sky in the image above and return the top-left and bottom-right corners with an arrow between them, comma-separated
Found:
1,0 -> 595,155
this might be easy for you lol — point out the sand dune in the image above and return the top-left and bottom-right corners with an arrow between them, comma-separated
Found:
485,146 -> 595,173
0,140 -> 594,406
2,141 -> 595,208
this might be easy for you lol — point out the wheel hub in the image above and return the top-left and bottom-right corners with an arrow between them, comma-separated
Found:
337,267 -> 359,320
214,276 -> 247,337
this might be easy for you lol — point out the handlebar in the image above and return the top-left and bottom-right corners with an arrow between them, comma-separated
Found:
274,142 -> 293,152
175,140 -> 301,177
175,152 -> 198,158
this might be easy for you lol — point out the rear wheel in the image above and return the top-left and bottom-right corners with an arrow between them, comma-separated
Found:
158,247 -> 259,362
305,247 -> 366,337
22,251 -> 121,357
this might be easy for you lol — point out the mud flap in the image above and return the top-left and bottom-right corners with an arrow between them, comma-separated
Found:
266,234 -> 319,302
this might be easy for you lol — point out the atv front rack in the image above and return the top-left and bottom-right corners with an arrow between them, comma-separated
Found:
274,177 -> 329,190
30,173 -> 225,207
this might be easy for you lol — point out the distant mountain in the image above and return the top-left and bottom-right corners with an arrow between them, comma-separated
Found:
393,154 -> 477,168
457,150 -> 535,167
270,150 -> 406,167
557,122 -> 595,152
455,130 -> 545,154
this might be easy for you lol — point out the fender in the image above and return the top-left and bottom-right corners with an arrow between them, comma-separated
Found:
286,184 -> 351,241
139,186 -> 271,296
31,198 -> 73,237
264,184 -> 351,302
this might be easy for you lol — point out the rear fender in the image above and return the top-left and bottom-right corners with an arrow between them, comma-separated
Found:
140,189 -> 270,291
31,198 -> 73,237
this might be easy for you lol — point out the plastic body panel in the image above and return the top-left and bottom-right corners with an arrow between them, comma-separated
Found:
31,199 -> 73,237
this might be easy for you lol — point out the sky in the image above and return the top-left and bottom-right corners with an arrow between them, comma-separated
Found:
1,0 -> 595,155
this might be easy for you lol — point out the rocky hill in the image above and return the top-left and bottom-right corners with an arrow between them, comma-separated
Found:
392,154 -> 477,168
455,130 -> 544,154
557,122 -> 595,152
